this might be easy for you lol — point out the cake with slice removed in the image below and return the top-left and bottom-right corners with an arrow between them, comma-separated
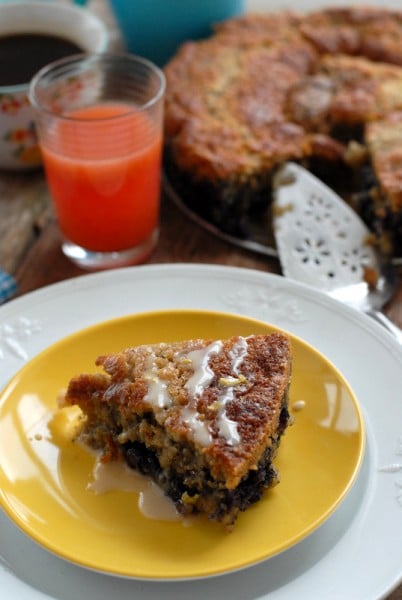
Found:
61,332 -> 292,528
163,7 -> 402,256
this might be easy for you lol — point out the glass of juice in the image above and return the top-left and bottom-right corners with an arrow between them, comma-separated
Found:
29,53 -> 165,270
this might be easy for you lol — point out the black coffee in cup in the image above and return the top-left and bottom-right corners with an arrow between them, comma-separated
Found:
0,33 -> 83,86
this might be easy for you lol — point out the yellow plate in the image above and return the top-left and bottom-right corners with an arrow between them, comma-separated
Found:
0,309 -> 364,580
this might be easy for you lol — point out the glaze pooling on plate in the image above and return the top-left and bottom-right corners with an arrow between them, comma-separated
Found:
0,309 -> 364,579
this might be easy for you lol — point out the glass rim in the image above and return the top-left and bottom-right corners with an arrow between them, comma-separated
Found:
28,51 -> 166,120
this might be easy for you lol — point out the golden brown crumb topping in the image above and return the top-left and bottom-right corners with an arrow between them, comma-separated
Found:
163,6 -> 402,220
63,333 -> 292,488
299,7 -> 402,64
164,16 -> 318,181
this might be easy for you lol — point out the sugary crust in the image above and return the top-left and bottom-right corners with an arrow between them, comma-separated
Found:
63,333 -> 292,488
288,54 -> 402,131
299,7 -> 402,64
164,18 -> 318,181
163,6 -> 402,222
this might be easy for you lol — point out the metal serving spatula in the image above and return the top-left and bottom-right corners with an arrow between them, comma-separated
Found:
272,162 -> 402,342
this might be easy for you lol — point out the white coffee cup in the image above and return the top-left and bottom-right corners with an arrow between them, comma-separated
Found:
0,1 -> 108,170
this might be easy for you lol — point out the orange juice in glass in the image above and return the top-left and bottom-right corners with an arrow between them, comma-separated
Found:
29,53 -> 165,269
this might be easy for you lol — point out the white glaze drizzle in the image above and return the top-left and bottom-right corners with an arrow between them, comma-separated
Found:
89,458 -> 181,521
88,458 -> 144,494
139,480 -> 182,521
180,406 -> 212,447
215,337 -> 249,446
142,337 -> 249,448
143,350 -> 172,408
180,337 -> 250,447
229,336 -> 249,373
184,341 -> 223,397
215,386 -> 239,445
178,341 -> 223,446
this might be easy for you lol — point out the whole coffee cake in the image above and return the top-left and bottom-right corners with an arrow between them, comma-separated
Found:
61,333 -> 292,528
163,7 -> 402,256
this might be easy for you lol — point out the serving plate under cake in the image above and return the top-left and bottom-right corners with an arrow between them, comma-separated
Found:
0,264 -> 401,599
0,309 -> 364,579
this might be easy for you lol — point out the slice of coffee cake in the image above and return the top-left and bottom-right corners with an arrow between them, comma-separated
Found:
62,333 -> 292,527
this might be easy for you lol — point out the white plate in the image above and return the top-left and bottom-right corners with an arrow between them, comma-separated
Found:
0,263 -> 402,599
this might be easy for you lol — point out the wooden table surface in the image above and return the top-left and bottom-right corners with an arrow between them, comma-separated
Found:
0,1 -> 401,598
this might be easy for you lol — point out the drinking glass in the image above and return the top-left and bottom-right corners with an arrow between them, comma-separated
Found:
29,52 -> 165,269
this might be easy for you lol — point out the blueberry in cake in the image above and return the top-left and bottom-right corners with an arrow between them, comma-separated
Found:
61,333 -> 292,528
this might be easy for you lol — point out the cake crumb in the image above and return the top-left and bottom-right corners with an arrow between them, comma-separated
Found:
292,400 -> 306,412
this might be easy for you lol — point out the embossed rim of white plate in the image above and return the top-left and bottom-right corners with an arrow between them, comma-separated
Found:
0,263 -> 402,600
